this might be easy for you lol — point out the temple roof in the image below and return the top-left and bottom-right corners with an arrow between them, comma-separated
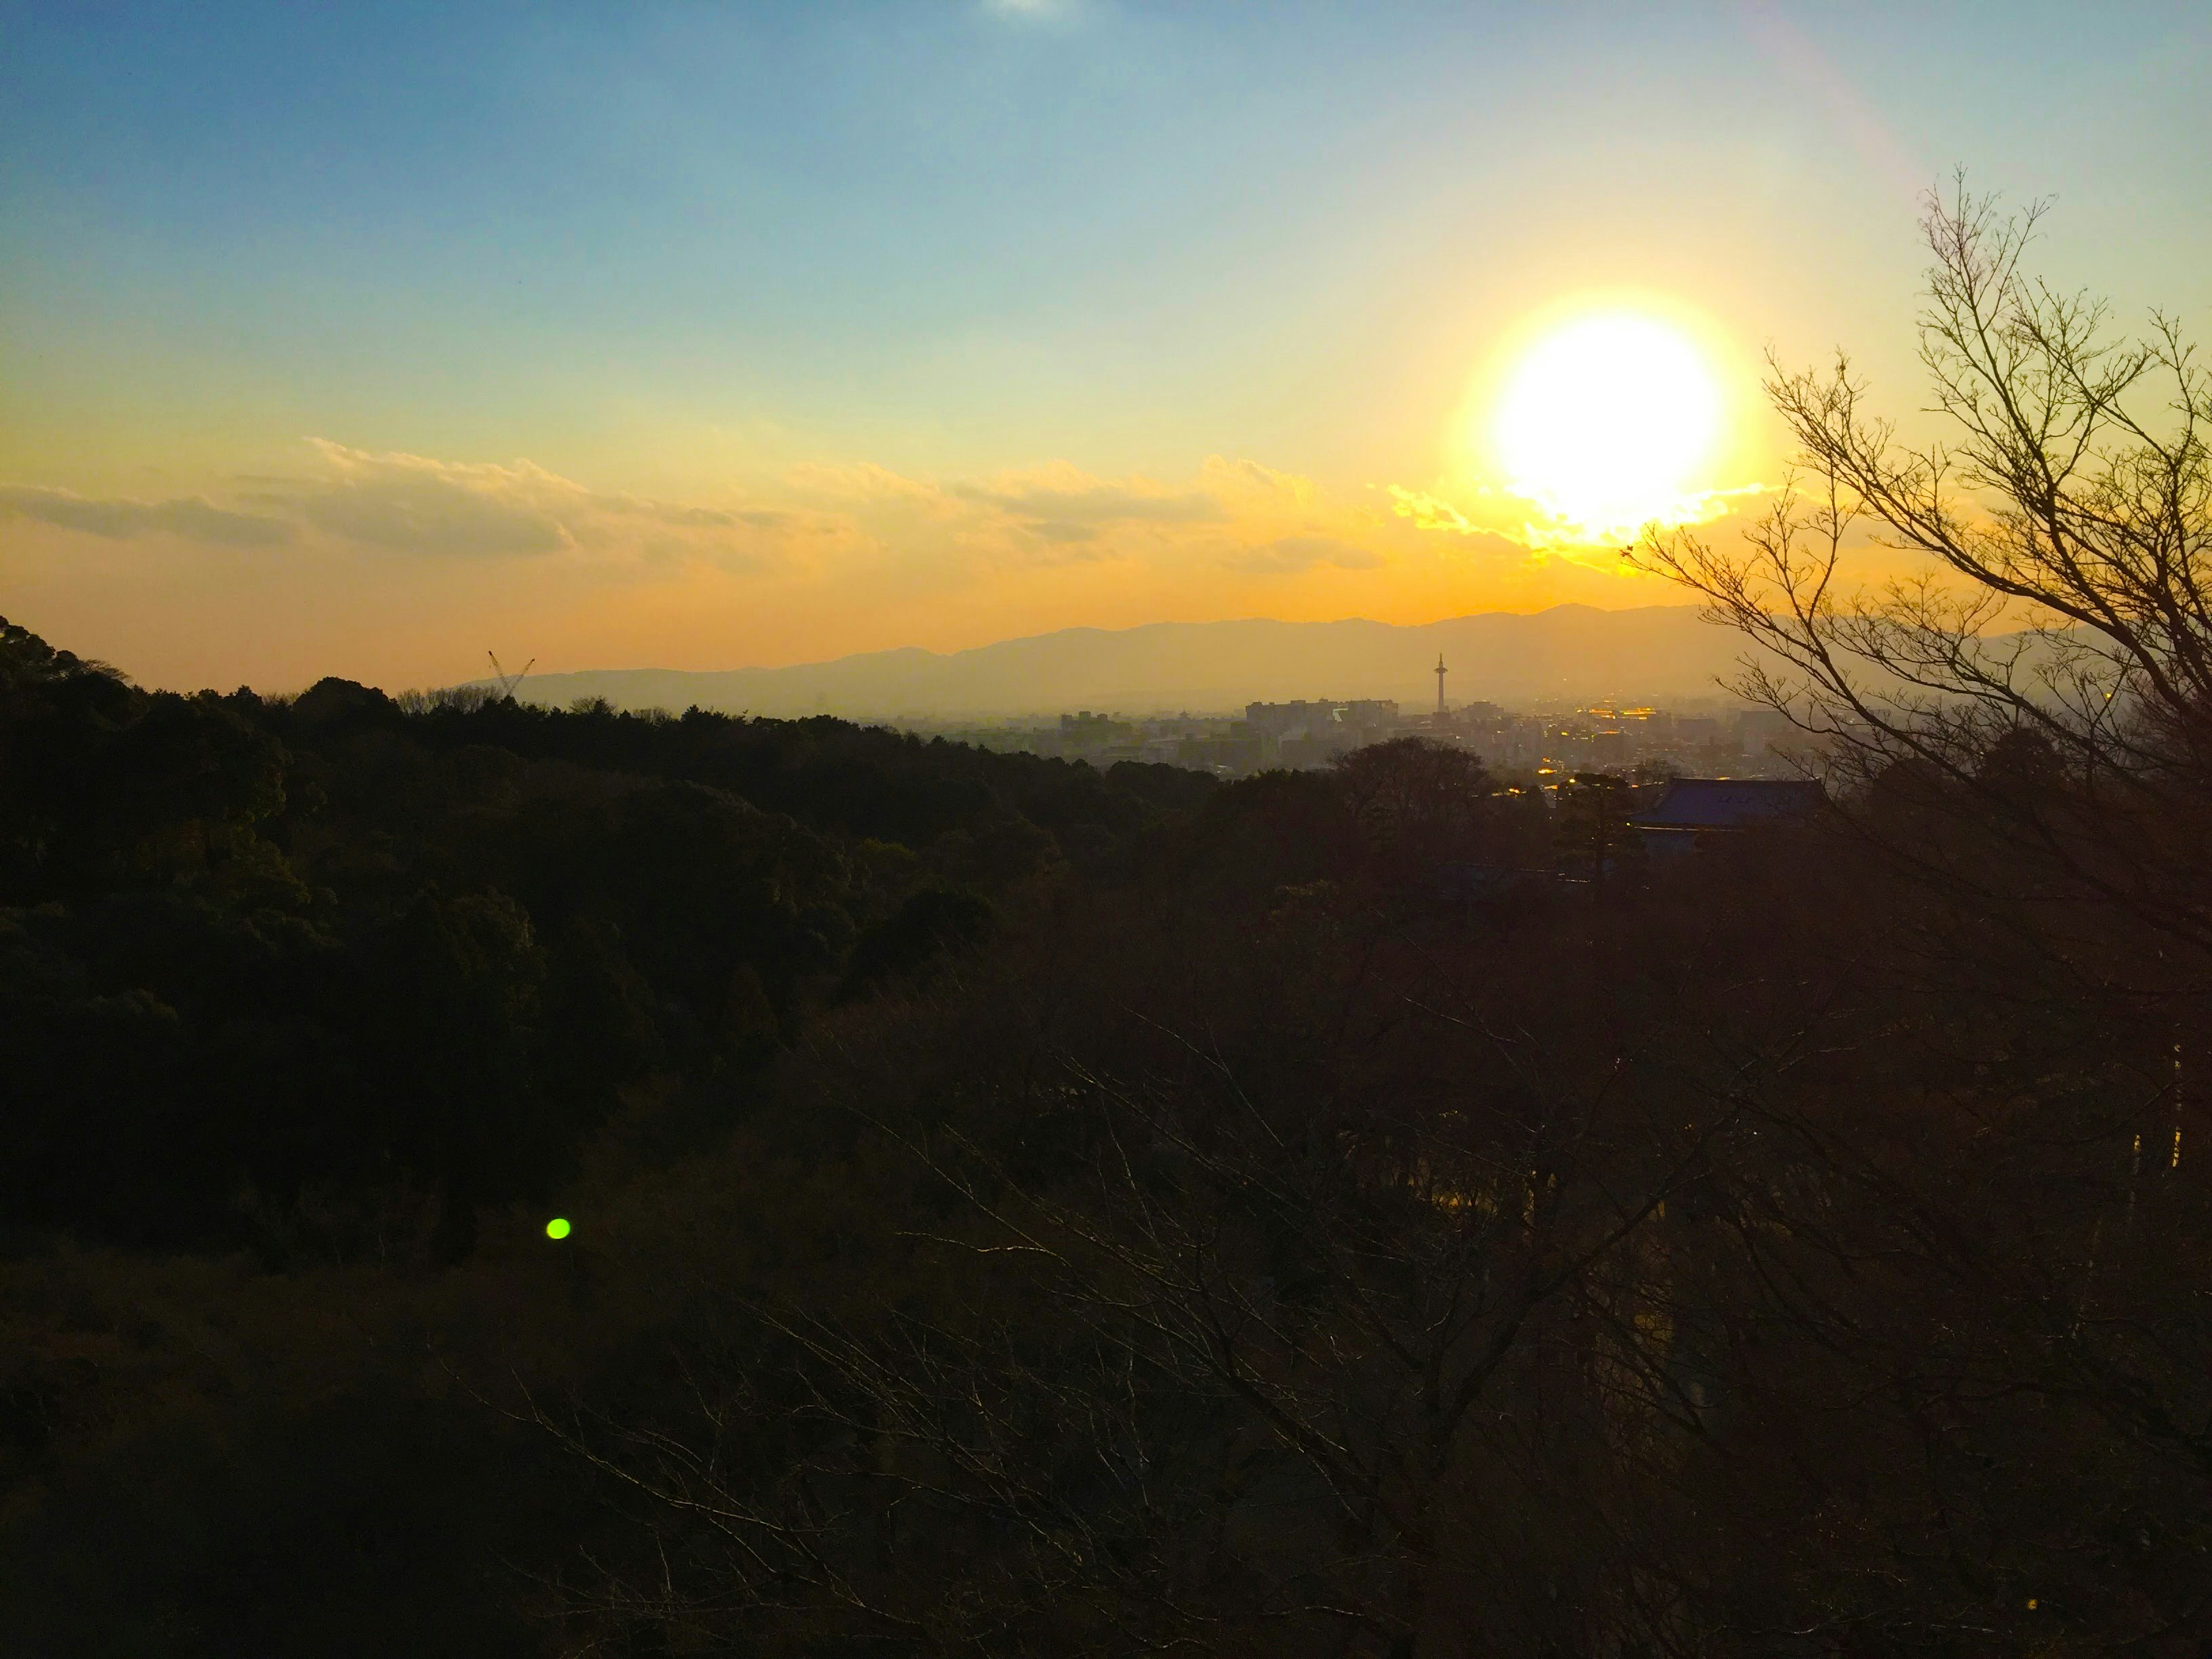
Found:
1633,778 -> 1827,830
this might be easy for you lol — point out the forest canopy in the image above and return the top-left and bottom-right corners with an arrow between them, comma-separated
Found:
0,624 -> 1214,1259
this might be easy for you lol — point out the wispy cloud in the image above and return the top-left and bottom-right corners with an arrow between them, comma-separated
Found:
950,478 -> 1225,536
7,444 -> 1423,649
1228,535 -> 1385,575
1385,486 -> 1478,536
1387,476 -> 1772,554
282,442 -> 575,556
6,439 -> 1693,691
951,480 -> 1230,553
792,455 -> 1399,579
2,444 -> 826,575
0,484 -> 292,548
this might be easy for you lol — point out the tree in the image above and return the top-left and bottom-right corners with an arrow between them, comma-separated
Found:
1329,736 -> 1525,882
1639,178 -> 2212,956
1632,183 -> 2212,1654
549,778 -> 1836,1658
1552,771 -> 1638,885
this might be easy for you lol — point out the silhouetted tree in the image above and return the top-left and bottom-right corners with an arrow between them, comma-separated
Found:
1641,177 -> 2212,956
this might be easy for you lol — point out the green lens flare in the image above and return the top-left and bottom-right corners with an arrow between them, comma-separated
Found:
545,1217 -> 571,1240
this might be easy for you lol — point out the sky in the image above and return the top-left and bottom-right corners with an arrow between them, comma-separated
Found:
3,0 -> 2207,692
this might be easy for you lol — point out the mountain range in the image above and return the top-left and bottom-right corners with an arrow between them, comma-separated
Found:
507,604 -> 1773,718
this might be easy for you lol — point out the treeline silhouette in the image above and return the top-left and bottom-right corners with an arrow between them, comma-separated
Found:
0,621 -> 1212,1260
5,601 -> 2209,1656
0,617 -> 1567,1656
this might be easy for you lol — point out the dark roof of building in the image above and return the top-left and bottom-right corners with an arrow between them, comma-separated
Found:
1633,778 -> 1827,830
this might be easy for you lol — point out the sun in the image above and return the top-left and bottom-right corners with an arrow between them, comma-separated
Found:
1489,309 -> 1724,541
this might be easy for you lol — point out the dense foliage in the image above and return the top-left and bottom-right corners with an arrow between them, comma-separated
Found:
5,608 -> 2212,1656
0,621 -> 1210,1260
534,750 -> 2210,1658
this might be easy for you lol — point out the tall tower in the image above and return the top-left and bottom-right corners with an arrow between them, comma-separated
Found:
1434,653 -> 1448,717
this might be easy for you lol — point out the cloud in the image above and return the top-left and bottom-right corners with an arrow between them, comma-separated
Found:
241,442 -> 810,567
1389,476 -> 1775,555
787,455 -> 1416,586
1228,535 -> 1386,575
785,461 -> 951,509
6,443 -> 1419,617
951,472 -> 1230,563
1387,486 -> 1480,535
789,460 -> 1248,567
951,479 -> 1224,528
0,441 -> 820,568
1201,455 -> 1319,508
0,484 -> 292,548
285,441 -> 574,556
1029,521 -> 1103,545
622,503 -> 793,531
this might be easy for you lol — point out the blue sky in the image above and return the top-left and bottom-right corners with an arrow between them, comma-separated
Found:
3,1 -> 2207,687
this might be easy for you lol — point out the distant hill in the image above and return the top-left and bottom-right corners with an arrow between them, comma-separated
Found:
507,605 -> 1771,718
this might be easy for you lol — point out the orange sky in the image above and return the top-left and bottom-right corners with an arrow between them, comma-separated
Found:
4,4 -> 2205,692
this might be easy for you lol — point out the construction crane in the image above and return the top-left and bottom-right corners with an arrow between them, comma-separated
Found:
487,651 -> 535,702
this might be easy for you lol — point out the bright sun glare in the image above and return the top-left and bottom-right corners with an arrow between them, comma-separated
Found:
1491,310 -> 1723,541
